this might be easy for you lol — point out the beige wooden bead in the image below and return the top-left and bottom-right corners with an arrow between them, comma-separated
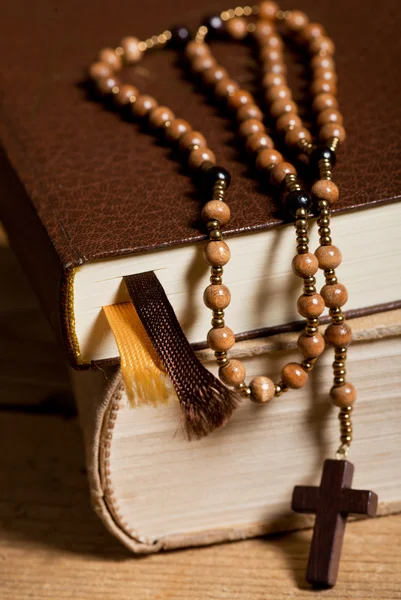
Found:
96,76 -> 120,95
276,113 -> 302,133
292,253 -> 318,277
311,55 -> 334,70
203,65 -> 228,86
261,34 -> 283,50
325,322 -> 352,347
120,36 -> 142,63
253,19 -> 275,42
312,92 -> 338,113
239,119 -> 265,138
114,84 -> 138,106
297,293 -> 325,318
256,149 -> 283,171
246,132 -> 274,154
314,68 -> 337,85
98,48 -> 122,71
330,382 -> 357,408
228,89 -> 253,110
270,161 -> 296,186
260,48 -> 282,65
321,283 -> 348,308
311,78 -> 336,96
203,283 -> 231,310
165,119 -> 192,143
188,148 -> 216,170
89,61 -> 112,81
237,103 -> 263,122
320,123 -> 346,143
309,36 -> 335,56
270,99 -> 298,119
262,73 -> 285,88
215,78 -> 239,99
312,179 -> 339,205
225,17 -> 248,40
178,131 -> 207,153
149,106 -> 175,129
203,240 -> 231,266
300,22 -> 325,43
207,326 -> 235,352
285,10 -> 309,32
219,359 -> 246,386
285,126 -> 312,148
317,108 -> 343,127
265,84 -> 292,104
201,200 -> 231,226
250,375 -> 275,404
259,1 -> 279,20
282,363 -> 308,389
297,332 -> 325,358
263,62 -> 287,75
132,95 -> 158,118
315,245 -> 342,269
192,55 -> 216,74
185,41 -> 209,60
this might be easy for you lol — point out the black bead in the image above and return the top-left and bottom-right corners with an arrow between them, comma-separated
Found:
310,145 -> 337,169
203,165 -> 231,190
285,190 -> 313,218
169,25 -> 191,48
202,14 -> 224,36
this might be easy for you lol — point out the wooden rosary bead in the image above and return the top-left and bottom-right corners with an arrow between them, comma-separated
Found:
259,1 -> 279,20
270,99 -> 298,119
330,382 -> 357,408
203,283 -> 231,310
120,36 -> 142,63
219,359 -> 246,386
96,76 -> 120,95
264,62 -> 287,75
312,92 -> 338,113
297,293 -> 325,318
225,17 -> 248,40
149,106 -> 175,129
239,119 -> 265,138
203,240 -> 231,266
285,10 -> 309,33
300,22 -> 325,43
203,65 -> 228,86
317,108 -> 343,127
282,362 -> 308,389
207,326 -> 235,352
201,200 -> 231,226
256,148 -> 283,171
237,103 -> 263,122
165,118 -> 192,143
315,245 -> 342,269
188,148 -> 216,170
285,126 -> 312,148
132,94 -> 158,118
261,34 -> 283,50
320,123 -> 346,143
311,54 -> 334,70
313,68 -> 337,85
250,376 -> 275,404
114,84 -> 138,106
185,41 -> 209,60
89,61 -> 112,80
260,48 -> 283,65
292,252 -> 318,277
325,322 -> 352,347
265,84 -> 292,104
246,132 -> 274,154
228,89 -> 253,110
311,78 -> 337,97
215,78 -> 239,99
311,179 -> 339,205
98,48 -> 122,71
276,113 -> 302,133
321,283 -> 348,308
270,161 -> 297,186
192,55 -> 217,74
179,130 -> 207,153
262,73 -> 285,88
309,36 -> 335,56
297,332 -> 325,358
253,19 -> 275,42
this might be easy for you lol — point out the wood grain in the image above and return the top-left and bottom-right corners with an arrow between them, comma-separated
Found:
0,412 -> 400,599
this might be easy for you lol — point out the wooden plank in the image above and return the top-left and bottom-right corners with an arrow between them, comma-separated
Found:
0,412 -> 400,599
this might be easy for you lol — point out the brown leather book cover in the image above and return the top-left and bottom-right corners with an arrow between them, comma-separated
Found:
0,0 -> 400,367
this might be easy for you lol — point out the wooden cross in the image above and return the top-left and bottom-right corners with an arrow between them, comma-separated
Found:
292,459 -> 378,588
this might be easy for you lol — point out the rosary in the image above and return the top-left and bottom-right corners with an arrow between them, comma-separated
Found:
88,2 -> 378,589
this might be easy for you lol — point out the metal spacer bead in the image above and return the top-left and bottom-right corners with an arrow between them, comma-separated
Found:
209,229 -> 222,241
297,138 -> 313,155
304,285 -> 316,295
211,317 -> 225,328
334,376 -> 346,386
320,235 -> 332,246
211,266 -> 223,276
207,219 -> 220,231
210,275 -> 222,285
297,244 -> 309,254
215,351 -> 228,366
328,137 -> 340,153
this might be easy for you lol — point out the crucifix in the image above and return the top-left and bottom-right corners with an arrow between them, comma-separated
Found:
292,459 -> 378,588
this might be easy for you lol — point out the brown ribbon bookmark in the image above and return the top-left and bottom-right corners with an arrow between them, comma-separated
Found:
124,271 -> 240,440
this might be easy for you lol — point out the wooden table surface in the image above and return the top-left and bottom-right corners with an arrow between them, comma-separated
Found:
1,229 -> 401,599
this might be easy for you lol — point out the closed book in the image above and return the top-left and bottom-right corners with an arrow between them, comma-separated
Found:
0,0 -> 400,367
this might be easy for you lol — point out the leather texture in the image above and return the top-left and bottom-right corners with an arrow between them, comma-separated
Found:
0,0 -> 400,366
